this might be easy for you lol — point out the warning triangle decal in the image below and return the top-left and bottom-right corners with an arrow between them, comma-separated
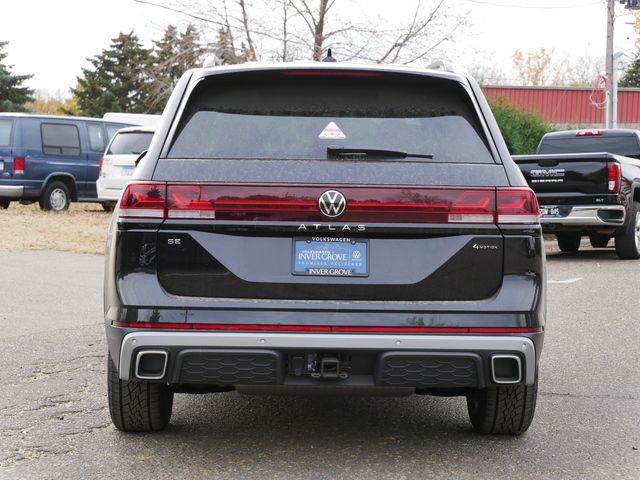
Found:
318,121 -> 346,140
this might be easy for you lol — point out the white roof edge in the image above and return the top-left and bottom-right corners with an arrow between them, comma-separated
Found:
0,112 -> 130,123
113,125 -> 156,133
191,61 -> 467,83
102,112 -> 162,126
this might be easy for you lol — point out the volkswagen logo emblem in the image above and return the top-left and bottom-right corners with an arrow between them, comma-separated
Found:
318,190 -> 347,218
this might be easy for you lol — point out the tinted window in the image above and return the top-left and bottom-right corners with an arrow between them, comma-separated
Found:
41,123 -> 81,156
0,119 -> 12,146
539,136 -> 640,158
107,132 -> 153,155
87,123 -> 106,152
168,72 -> 493,163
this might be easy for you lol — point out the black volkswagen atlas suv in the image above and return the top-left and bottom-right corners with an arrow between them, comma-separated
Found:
104,62 -> 545,434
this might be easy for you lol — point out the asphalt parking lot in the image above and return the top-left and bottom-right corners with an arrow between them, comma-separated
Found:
0,247 -> 639,480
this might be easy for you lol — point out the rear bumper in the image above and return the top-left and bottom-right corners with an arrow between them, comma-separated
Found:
0,185 -> 24,198
116,330 -> 538,388
541,204 -> 625,227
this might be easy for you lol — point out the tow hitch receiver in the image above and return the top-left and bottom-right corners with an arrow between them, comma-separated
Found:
320,356 -> 340,378
288,353 -> 350,379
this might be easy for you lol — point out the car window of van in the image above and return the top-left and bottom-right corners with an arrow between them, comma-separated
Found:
41,123 -> 81,157
87,124 -> 106,152
0,119 -> 12,146
106,124 -> 124,141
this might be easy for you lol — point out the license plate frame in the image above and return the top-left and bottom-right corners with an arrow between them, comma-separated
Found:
120,166 -> 135,176
540,205 -> 561,218
292,237 -> 369,277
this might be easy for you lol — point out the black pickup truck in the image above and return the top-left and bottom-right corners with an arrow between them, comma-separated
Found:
514,129 -> 640,259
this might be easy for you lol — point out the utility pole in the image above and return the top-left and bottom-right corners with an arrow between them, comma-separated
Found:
606,0 -> 615,128
610,1 -> 640,127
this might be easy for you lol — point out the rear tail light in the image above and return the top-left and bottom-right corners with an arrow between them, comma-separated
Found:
166,185 -> 217,218
608,163 -> 621,193
99,157 -> 113,176
119,182 -> 166,218
118,183 -> 541,225
13,157 -> 25,175
496,188 -> 540,224
164,185 -> 497,223
576,129 -> 603,136
446,190 -> 495,224
282,70 -> 381,77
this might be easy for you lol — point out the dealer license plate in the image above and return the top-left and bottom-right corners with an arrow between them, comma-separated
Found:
292,238 -> 368,277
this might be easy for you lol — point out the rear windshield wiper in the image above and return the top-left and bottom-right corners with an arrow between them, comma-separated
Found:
327,146 -> 434,160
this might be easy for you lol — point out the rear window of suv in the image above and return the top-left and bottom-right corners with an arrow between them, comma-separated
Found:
108,131 -> 154,155
168,71 -> 494,163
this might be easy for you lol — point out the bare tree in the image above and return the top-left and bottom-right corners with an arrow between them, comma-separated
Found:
551,54 -> 604,87
289,0 -> 333,61
134,0 -> 468,65
374,0 -> 448,64
238,0 -> 258,60
510,48 -> 604,87
512,48 -> 553,87
467,63 -> 507,86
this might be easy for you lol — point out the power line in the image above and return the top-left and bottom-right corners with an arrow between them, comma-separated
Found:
462,0 -> 604,9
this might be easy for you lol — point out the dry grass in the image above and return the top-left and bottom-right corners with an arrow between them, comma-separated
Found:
0,202 -> 111,255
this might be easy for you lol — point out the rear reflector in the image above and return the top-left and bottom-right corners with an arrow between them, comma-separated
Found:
119,182 -> 540,225
608,163 -> 621,193
13,157 -> 25,175
113,321 -> 543,334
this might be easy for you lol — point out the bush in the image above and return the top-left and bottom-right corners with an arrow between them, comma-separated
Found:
490,99 -> 551,155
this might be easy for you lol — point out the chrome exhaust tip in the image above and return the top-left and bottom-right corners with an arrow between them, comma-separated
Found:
135,350 -> 168,380
491,354 -> 522,385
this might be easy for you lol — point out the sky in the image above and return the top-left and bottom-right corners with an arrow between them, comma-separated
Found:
1,0 -> 638,95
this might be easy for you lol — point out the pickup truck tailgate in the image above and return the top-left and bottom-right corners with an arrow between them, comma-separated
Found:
513,153 -> 611,196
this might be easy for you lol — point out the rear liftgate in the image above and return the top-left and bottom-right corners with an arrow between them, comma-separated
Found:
117,182 -> 540,386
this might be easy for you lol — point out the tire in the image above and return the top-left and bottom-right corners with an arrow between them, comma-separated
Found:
615,201 -> 640,260
39,181 -> 71,211
556,233 -> 581,252
589,234 -> 610,248
466,377 -> 538,435
0,199 -> 10,209
101,202 -> 115,212
107,356 -> 173,432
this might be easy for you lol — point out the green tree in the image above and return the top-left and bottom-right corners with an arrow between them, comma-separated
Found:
71,32 -> 151,117
145,24 -> 207,113
0,41 -> 34,112
490,99 -> 551,155
620,57 -> 640,87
